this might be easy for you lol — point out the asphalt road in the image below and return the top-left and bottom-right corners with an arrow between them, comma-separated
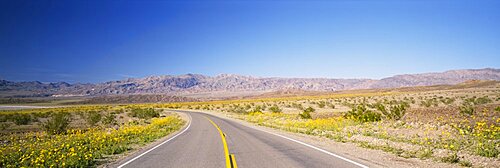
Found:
0,105 -> 51,110
115,111 -> 369,168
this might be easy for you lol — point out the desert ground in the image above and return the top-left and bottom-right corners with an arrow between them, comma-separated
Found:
1,81 -> 499,167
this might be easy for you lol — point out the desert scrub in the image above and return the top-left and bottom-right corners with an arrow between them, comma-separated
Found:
101,112 -> 117,126
375,102 -> 408,120
0,113 -> 34,125
344,105 -> 381,122
42,112 -> 72,135
420,98 -> 439,107
459,102 -> 475,116
128,108 -> 160,119
83,111 -> 102,127
0,115 -> 184,167
464,96 -> 492,105
441,152 -> 460,163
268,105 -> 282,113
299,107 -> 315,119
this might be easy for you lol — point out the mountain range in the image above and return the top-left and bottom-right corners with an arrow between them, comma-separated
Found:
1,68 -> 499,98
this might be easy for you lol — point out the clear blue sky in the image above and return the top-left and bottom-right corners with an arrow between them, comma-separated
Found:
1,0 -> 499,83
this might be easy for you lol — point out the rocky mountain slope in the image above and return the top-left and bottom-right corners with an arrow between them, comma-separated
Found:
1,68 -> 499,98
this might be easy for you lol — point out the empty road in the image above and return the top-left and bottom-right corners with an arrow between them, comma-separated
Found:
115,110 -> 369,168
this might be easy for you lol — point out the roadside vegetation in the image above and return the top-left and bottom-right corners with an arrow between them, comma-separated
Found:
180,86 -> 500,167
0,106 -> 185,167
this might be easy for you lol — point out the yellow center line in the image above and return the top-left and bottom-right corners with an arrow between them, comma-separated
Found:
229,154 -> 238,168
205,116 -> 238,168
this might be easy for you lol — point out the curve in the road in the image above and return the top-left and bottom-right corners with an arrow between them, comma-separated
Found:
116,114 -> 192,168
115,111 -> 370,168
205,116 -> 238,168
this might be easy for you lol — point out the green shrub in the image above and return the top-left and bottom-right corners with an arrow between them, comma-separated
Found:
43,112 -> 71,135
291,103 -> 304,110
459,102 -> 475,116
256,105 -> 263,111
317,101 -> 326,108
252,106 -> 263,113
459,160 -> 472,167
129,108 -> 160,119
417,148 -> 433,159
376,103 -> 408,120
475,96 -> 492,105
305,107 -> 315,112
84,111 -> 102,127
0,122 -> 11,131
268,105 -> 282,113
475,141 -> 499,158
420,98 -> 439,107
344,105 -> 381,122
247,106 -> 263,115
441,153 -> 459,163
115,109 -> 124,114
299,107 -> 315,119
390,104 -> 408,120
230,106 -> 247,114
244,104 -> 252,110
299,112 -> 311,119
102,113 -> 117,126
0,114 -> 8,122
465,96 -> 492,105
12,113 -> 32,125
440,97 -> 455,105
31,112 -> 52,119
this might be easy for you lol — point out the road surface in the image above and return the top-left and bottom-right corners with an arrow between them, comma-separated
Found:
0,105 -> 52,110
115,110 -> 370,168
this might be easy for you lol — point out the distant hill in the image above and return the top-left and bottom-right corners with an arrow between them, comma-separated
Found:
243,80 -> 500,99
1,68 -> 499,98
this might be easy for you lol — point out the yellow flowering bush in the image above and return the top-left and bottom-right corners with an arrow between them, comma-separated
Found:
236,113 -> 356,136
234,109 -> 500,159
0,116 -> 184,167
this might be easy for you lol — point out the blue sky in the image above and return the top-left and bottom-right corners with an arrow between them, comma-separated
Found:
1,0 -> 499,83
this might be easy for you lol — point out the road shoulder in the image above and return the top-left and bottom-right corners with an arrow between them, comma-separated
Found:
103,112 -> 191,168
